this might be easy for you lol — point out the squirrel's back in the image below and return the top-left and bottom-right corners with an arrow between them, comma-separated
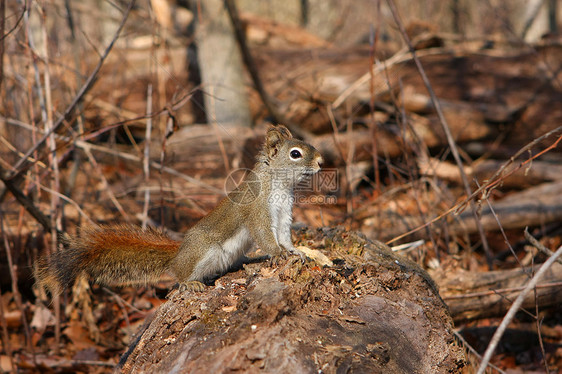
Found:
36,225 -> 181,295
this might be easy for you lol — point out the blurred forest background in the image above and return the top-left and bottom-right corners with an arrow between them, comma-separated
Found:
0,0 -> 561,372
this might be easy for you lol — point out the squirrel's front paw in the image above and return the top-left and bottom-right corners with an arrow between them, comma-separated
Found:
178,280 -> 206,292
285,246 -> 306,263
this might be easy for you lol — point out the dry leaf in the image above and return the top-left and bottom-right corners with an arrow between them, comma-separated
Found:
296,246 -> 334,267
30,304 -> 56,333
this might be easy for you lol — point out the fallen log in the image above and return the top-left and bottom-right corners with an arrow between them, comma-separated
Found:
432,262 -> 562,322
360,179 -> 562,241
118,228 -> 467,373
157,120 -> 492,172
452,180 -> 562,235
419,157 -> 562,189
253,41 -> 562,149
149,124 -> 256,171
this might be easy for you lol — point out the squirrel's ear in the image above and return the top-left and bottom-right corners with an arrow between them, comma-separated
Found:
274,125 -> 293,139
265,125 -> 293,158
265,125 -> 292,159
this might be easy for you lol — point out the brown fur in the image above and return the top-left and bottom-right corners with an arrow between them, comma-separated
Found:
36,225 -> 180,296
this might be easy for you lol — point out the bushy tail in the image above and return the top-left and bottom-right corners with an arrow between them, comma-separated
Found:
35,225 -> 181,296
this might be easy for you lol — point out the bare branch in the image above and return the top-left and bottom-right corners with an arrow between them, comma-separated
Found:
476,244 -> 562,374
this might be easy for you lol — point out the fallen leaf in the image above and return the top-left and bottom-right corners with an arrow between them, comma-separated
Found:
222,305 -> 237,312
297,246 -> 334,267
30,304 -> 56,333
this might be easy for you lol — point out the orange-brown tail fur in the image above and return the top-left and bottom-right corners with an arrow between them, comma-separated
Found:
35,225 -> 181,296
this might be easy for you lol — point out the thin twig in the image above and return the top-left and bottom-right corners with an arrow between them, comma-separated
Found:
476,244 -> 562,374
35,182 -> 96,226
368,10 -> 381,196
345,110 -> 355,218
102,287 -> 145,314
326,105 -> 353,225
209,86 -> 231,175
489,287 -> 536,320
142,84 -> 153,229
453,330 -> 506,374
535,298 -> 550,373
0,1 -> 25,43
0,0 -> 5,93
41,359 -> 115,368
477,180 -> 528,274
0,135 -> 47,169
332,46 -> 449,109
158,115 -> 176,226
37,0 -> 63,300
23,6 -> 62,346
524,227 -> 562,264
80,143 -> 131,221
325,106 -> 348,162
395,78 -> 440,259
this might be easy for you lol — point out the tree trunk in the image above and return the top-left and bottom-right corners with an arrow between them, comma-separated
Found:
192,0 -> 252,127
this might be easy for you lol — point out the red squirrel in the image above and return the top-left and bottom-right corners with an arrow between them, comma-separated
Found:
36,125 -> 323,294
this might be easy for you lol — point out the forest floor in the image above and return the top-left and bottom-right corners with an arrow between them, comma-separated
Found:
1,3 -> 562,373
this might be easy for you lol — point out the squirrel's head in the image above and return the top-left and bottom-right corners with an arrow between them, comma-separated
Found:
259,125 -> 323,185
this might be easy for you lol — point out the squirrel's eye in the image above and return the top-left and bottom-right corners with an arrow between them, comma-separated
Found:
290,149 -> 302,160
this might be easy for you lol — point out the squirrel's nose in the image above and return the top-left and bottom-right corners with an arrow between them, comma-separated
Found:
317,156 -> 324,167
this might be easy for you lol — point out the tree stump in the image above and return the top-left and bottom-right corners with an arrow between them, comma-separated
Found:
118,228 -> 467,373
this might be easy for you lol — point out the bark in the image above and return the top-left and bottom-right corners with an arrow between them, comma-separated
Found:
117,228 -> 467,373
